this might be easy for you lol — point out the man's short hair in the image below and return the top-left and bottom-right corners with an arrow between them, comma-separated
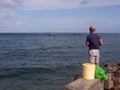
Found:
89,26 -> 96,32
89,26 -> 95,30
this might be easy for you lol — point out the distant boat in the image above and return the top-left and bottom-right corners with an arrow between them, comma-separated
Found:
72,33 -> 81,36
42,32 -> 55,36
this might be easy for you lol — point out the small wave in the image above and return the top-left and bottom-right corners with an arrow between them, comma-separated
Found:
0,68 -> 56,79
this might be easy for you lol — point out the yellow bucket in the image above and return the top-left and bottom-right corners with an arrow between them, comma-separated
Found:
82,63 -> 95,80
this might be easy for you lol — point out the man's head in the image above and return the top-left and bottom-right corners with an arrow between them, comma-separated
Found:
89,26 -> 96,34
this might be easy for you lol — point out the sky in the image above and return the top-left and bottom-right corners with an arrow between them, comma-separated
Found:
0,0 -> 120,33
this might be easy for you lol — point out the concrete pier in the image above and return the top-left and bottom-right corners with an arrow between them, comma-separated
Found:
64,73 -> 113,90
64,78 -> 104,90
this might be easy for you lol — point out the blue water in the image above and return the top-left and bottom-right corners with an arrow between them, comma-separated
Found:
0,33 -> 119,90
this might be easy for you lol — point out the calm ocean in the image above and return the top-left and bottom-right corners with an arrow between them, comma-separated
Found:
0,33 -> 119,90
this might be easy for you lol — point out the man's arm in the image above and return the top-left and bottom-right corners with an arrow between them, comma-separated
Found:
99,38 -> 103,46
86,40 -> 89,47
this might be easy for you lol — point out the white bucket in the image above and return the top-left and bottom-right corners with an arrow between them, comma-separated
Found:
82,63 -> 95,80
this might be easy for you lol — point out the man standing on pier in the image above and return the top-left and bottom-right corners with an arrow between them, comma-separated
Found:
86,26 -> 103,65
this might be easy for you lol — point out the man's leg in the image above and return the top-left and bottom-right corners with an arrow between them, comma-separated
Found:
95,50 -> 100,65
89,50 -> 95,64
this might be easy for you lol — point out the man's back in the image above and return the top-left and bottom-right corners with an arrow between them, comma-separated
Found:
86,34 -> 101,50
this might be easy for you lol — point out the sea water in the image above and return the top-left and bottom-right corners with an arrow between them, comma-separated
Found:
0,33 -> 119,90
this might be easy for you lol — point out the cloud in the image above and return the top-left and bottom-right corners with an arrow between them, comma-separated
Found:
0,8 -> 14,19
16,20 -> 24,27
0,0 -> 24,8
0,0 -> 120,11
22,0 -> 120,10
0,0 -> 24,20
